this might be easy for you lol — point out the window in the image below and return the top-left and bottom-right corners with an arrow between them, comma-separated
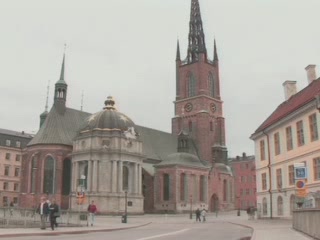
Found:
14,168 -> 19,177
16,141 -> 21,148
14,183 -> 19,191
188,121 -> 192,132
313,157 -> 320,180
13,197 -> 18,204
274,132 -> 281,155
223,179 -> 227,201
200,175 -> 205,201
208,72 -> 215,97
163,174 -> 170,201
31,156 -> 37,193
122,166 -> 129,191
276,168 -> 282,189
188,73 -> 197,97
210,121 -> 213,131
309,113 -> 319,142
262,173 -> 267,190
296,120 -> 305,146
43,156 -> 55,194
4,166 -> 9,176
3,197 -> 8,207
3,182 -> 8,190
5,153 -> 10,160
260,140 -> 265,160
5,140 -> 11,146
286,126 -> 293,151
180,173 -> 186,201
262,198 -> 267,215
277,196 -> 283,216
288,165 -> 294,185
15,154 -> 21,162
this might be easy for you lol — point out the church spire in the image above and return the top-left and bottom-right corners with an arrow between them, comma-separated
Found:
59,53 -> 65,82
187,0 -> 207,63
54,49 -> 68,114
214,38 -> 219,61
176,39 -> 181,61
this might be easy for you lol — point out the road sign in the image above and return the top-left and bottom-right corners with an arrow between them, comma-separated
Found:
295,167 -> 307,179
295,180 -> 305,189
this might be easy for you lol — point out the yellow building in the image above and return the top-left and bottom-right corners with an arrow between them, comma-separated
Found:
0,129 -> 32,206
251,65 -> 320,218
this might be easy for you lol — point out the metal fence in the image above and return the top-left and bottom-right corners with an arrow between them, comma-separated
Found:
0,207 -> 89,228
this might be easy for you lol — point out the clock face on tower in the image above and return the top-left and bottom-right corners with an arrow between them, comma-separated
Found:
210,103 -> 216,113
184,102 -> 193,112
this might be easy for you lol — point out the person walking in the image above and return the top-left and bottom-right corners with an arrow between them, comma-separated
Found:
49,199 -> 60,230
201,209 -> 207,222
195,208 -> 201,222
87,200 -> 97,226
36,196 -> 49,230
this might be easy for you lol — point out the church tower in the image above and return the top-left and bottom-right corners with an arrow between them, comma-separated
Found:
172,0 -> 228,164
54,54 -> 68,114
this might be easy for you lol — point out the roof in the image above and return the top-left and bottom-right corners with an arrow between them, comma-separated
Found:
253,79 -> 320,134
28,106 -> 91,146
155,152 -> 208,169
0,128 -> 33,139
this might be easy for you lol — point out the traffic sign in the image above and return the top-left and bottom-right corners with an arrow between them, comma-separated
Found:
295,180 -> 305,189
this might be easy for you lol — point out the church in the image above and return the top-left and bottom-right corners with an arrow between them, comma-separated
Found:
19,0 -> 234,214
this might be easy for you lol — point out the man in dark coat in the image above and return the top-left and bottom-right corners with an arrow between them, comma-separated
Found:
195,208 -> 201,222
36,196 -> 50,229
49,199 -> 60,230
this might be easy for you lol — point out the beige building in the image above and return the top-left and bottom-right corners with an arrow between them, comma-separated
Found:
0,129 -> 32,206
251,65 -> 320,218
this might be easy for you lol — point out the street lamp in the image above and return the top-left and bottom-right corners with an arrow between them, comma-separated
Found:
236,195 -> 240,216
122,189 -> 128,223
189,195 -> 193,219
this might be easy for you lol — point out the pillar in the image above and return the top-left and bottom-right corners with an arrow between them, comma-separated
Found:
112,160 -> 117,192
118,161 -> 123,192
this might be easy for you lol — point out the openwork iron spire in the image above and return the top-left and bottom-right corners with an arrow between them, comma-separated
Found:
187,0 -> 207,63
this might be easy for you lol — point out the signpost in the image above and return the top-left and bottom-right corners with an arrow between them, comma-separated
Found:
294,163 -> 308,207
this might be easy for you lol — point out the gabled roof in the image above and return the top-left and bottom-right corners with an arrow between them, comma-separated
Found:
28,106 -> 91,146
253,79 -> 320,134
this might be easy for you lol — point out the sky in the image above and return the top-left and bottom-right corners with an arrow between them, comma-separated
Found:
1,0 -> 320,157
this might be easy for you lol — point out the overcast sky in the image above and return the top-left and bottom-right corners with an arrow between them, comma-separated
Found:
1,0 -> 320,157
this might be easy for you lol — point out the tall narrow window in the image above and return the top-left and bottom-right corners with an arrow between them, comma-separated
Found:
260,140 -> 265,160
223,179 -> 227,201
188,73 -> 196,97
208,72 -> 214,97
14,168 -> 19,177
286,126 -> 293,151
43,156 -> 55,194
262,198 -> 267,215
210,121 -> 213,131
199,175 -> 205,201
296,120 -> 305,146
288,165 -> 294,185
313,157 -> 320,180
180,173 -> 186,201
262,173 -> 267,190
31,156 -> 37,193
274,132 -> 281,155
123,166 -> 129,191
309,113 -> 319,142
277,196 -> 283,216
276,168 -> 282,189
163,174 -> 170,201
4,166 -> 9,176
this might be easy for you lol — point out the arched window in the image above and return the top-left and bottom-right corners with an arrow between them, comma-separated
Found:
188,73 -> 197,97
277,196 -> 283,216
290,194 -> 295,215
199,175 -> 205,202
180,173 -> 186,201
43,156 -> 55,194
30,156 -> 37,193
262,197 -> 268,215
163,174 -> 170,201
223,179 -> 227,201
123,166 -> 129,191
208,73 -> 215,97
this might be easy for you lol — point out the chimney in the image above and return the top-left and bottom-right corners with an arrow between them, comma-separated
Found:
282,80 -> 297,100
242,152 -> 246,159
305,64 -> 317,84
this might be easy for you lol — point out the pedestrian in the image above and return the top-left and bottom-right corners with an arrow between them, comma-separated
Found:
36,196 -> 50,229
9,201 -> 14,216
246,207 -> 251,220
201,208 -> 207,222
87,200 -> 97,226
49,199 -> 60,230
195,208 -> 201,222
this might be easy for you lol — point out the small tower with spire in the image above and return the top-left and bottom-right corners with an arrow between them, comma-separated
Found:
54,51 -> 68,114
40,81 -> 50,128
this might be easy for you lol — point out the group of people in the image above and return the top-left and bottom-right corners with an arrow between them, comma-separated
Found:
195,208 -> 207,222
246,206 -> 256,220
36,197 -> 98,230
36,197 -> 60,230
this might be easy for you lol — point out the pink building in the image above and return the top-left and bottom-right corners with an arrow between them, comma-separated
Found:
230,153 -> 257,210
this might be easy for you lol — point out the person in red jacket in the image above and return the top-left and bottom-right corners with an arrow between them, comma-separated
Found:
87,200 -> 97,226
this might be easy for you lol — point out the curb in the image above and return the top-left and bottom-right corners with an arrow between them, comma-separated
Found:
227,221 -> 254,240
0,222 -> 151,238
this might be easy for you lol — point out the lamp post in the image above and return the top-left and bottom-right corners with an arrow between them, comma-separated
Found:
236,195 -> 240,216
122,189 -> 128,223
189,195 -> 193,219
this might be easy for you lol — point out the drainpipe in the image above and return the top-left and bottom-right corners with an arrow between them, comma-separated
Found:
262,130 -> 273,219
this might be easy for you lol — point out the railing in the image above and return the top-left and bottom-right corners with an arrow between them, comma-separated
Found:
0,207 -> 89,228
292,209 -> 320,239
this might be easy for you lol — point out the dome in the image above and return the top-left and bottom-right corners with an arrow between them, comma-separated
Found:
214,163 -> 233,176
157,152 -> 207,168
80,96 -> 136,132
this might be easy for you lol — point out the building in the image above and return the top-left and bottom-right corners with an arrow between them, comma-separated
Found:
0,129 -> 32,207
250,65 -> 320,218
229,153 -> 256,210
19,0 -> 234,213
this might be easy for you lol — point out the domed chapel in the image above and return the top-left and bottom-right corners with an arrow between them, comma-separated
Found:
19,0 -> 234,214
